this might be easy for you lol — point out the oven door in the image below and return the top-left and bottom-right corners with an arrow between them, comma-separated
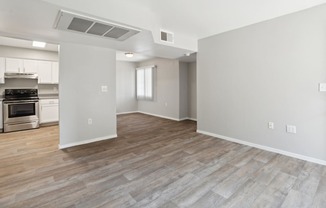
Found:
3,101 -> 39,124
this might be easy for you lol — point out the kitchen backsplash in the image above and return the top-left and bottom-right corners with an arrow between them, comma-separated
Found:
38,84 -> 59,95
0,79 -> 58,96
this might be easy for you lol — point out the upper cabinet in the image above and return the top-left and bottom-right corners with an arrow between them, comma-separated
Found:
38,60 -> 52,84
0,57 -> 5,84
5,58 -> 23,73
5,58 -> 39,73
1,57 -> 59,84
51,62 -> 59,84
38,60 -> 59,84
23,59 -> 38,73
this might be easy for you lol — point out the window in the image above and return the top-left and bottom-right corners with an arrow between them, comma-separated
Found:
136,65 -> 155,100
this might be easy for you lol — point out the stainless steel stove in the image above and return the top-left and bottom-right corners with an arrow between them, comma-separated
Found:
3,89 -> 39,132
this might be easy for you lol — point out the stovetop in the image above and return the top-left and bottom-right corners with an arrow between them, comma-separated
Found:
4,89 -> 39,101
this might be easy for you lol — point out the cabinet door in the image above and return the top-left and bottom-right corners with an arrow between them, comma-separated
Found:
0,57 -> 5,84
38,61 -> 52,83
23,59 -> 38,73
52,62 -> 59,84
5,58 -> 23,73
40,100 -> 59,123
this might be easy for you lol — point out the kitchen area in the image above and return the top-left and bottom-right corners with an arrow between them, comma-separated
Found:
0,36 -> 59,133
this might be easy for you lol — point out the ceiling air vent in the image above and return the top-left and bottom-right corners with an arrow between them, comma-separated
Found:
54,10 -> 140,41
160,30 -> 174,43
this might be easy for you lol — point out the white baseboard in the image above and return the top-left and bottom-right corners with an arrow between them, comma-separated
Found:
59,134 -> 117,149
116,111 -> 197,122
179,117 -> 197,121
197,130 -> 326,166
116,111 -> 138,115
138,111 -> 180,121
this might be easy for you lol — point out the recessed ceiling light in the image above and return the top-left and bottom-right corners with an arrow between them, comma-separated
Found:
125,52 -> 134,58
184,53 -> 191,56
32,41 -> 46,48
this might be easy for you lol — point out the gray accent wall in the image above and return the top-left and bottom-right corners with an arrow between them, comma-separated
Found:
179,62 -> 188,119
198,4 -> 326,161
188,62 -> 197,120
59,43 -> 116,147
116,61 -> 137,113
137,58 -> 180,120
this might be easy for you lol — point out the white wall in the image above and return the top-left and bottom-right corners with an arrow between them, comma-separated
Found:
116,61 -> 137,113
137,58 -> 180,120
179,62 -> 188,119
188,62 -> 197,120
117,59 -> 196,121
198,4 -> 326,163
59,43 -> 116,148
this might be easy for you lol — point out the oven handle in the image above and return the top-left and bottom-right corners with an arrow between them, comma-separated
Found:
3,101 -> 39,104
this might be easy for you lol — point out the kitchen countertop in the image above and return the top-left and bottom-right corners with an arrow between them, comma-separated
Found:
38,94 -> 59,99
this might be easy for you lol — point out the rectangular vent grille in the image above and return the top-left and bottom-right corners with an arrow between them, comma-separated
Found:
160,30 -> 174,43
87,23 -> 113,36
104,27 -> 129,39
55,10 -> 140,41
68,17 -> 93,32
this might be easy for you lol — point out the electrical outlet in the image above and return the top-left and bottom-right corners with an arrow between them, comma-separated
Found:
286,125 -> 296,134
88,118 -> 92,125
268,122 -> 274,129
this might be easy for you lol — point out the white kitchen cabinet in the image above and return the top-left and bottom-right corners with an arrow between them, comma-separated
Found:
3,57 -> 59,84
38,60 -> 52,84
0,57 -> 5,84
38,61 -> 59,84
5,58 -> 38,73
51,62 -> 59,84
5,58 -> 23,73
23,59 -> 38,73
39,99 -> 59,124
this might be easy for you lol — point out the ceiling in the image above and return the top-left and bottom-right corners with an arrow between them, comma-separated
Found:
116,51 -> 152,62
0,0 -> 325,61
0,35 -> 154,62
0,36 -> 58,52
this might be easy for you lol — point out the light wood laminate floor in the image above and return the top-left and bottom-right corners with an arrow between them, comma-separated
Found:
0,113 -> 326,208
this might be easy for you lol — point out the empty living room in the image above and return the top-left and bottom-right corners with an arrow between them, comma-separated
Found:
1,0 -> 326,207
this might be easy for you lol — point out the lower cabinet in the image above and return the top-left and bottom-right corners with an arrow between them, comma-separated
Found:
39,99 -> 59,124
